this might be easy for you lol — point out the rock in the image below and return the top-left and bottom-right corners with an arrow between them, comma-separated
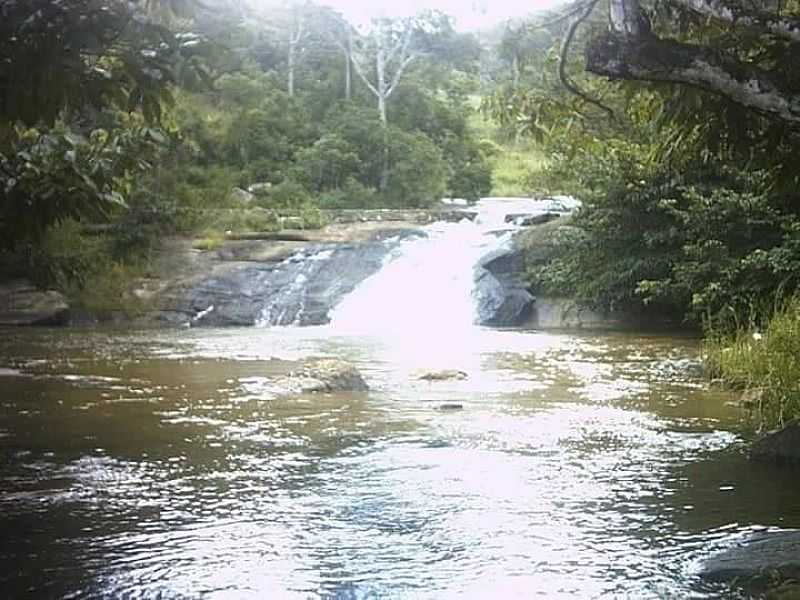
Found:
0,280 -> 69,326
751,420 -> 800,463
504,212 -> 561,227
417,370 -> 468,381
292,359 -> 368,393
473,243 -> 534,326
528,296 -> 623,330
699,530 -> 800,586
229,187 -> 255,205
247,182 -> 272,195
436,403 -> 464,411
180,239 -> 400,327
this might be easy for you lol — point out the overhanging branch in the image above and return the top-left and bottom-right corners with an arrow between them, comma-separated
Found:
586,31 -> 800,125
559,0 -> 616,119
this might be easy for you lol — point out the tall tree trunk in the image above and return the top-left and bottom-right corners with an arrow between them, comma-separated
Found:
512,54 -> 520,88
376,44 -> 390,191
288,42 -> 295,97
345,32 -> 353,101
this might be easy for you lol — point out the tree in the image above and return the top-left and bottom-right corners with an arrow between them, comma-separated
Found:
0,0 -> 193,245
350,18 -> 420,129
286,3 -> 308,97
555,0 -> 800,126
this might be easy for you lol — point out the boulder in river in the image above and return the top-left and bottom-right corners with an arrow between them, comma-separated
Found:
436,403 -> 464,411
292,359 -> 369,393
0,280 -> 69,326
750,420 -> 800,464
473,244 -> 534,327
417,370 -> 468,381
699,530 -> 800,588
504,212 -> 561,227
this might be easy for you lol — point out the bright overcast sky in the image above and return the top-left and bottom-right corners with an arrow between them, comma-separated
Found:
317,0 -> 567,30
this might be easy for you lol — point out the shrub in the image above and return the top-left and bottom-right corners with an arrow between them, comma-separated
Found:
253,180 -> 312,210
704,296 -> 800,428
318,178 -> 379,209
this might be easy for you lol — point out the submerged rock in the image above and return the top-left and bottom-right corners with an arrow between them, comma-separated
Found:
436,403 -> 464,411
417,370 -> 468,381
699,530 -> 800,586
292,359 -> 369,393
751,421 -> 800,464
0,280 -> 69,326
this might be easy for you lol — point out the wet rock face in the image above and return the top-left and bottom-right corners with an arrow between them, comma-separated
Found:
473,243 -> 534,327
699,530 -> 800,587
0,280 -> 69,326
185,240 -> 398,327
751,421 -> 800,464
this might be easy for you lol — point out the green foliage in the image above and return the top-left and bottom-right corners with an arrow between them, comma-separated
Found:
0,0 -> 498,314
705,297 -> 800,428
28,219 -> 147,315
0,0 -> 181,129
253,180 -> 313,210
294,134 -> 362,192
318,179 -> 379,209
527,137 -> 800,326
226,89 -> 314,183
383,129 -> 447,208
1,124 -> 163,247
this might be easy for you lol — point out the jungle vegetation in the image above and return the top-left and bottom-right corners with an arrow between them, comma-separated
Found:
484,0 -> 800,426
1,0 -> 799,425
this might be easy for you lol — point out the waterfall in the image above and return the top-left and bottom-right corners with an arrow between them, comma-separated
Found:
329,198 -> 574,336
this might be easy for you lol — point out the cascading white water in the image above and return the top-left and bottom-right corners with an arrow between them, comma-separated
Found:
329,197 -> 575,337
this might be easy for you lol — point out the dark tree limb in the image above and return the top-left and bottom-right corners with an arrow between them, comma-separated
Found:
585,29 -> 800,125
559,0 -> 616,119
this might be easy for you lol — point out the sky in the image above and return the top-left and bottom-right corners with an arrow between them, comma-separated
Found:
312,0 -> 567,30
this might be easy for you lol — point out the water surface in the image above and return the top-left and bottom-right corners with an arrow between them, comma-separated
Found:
2,325 -> 798,599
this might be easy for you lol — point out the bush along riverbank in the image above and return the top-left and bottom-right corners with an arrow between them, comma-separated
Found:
704,296 -> 800,440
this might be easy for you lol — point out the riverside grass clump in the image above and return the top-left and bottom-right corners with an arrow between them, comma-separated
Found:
704,296 -> 800,429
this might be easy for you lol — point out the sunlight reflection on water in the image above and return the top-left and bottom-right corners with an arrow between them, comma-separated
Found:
2,324 -> 793,599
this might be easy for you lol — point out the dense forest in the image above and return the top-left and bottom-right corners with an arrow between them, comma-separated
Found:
1,0 -> 799,425
0,0 -> 494,300
483,0 -> 800,427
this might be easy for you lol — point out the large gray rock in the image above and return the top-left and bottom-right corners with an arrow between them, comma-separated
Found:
473,243 -> 534,326
174,233 -> 421,327
751,421 -> 800,463
699,530 -> 800,585
0,280 -> 69,326
504,212 -> 561,227
417,369 -> 468,381
528,296 -> 624,330
292,359 -> 369,393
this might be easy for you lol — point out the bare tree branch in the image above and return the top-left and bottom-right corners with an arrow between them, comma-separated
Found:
559,0 -> 616,119
350,49 -> 380,98
386,54 -> 415,97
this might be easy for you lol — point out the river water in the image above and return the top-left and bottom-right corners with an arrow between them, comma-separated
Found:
2,202 -> 800,599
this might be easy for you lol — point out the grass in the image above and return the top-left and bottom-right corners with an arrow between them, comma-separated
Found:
466,96 -> 549,197
704,296 -> 800,429
192,230 -> 225,251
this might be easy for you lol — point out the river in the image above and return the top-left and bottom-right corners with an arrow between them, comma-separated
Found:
1,202 -> 799,599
